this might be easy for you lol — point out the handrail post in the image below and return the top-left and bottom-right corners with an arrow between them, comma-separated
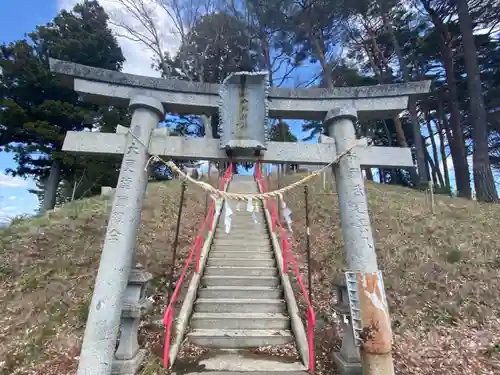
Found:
166,181 -> 187,304
304,184 -> 312,306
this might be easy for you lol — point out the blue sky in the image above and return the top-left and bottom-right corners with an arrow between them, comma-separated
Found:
0,0 -> 58,221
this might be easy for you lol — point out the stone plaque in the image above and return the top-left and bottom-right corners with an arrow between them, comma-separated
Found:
219,71 -> 269,152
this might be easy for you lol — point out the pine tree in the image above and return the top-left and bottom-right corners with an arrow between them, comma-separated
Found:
0,1 -> 125,211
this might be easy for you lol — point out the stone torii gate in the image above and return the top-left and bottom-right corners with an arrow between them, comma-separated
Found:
49,58 -> 430,375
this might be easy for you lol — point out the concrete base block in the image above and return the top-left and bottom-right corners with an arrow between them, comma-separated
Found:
112,349 -> 147,375
333,352 -> 362,375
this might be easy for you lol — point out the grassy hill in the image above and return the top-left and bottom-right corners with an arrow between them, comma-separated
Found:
0,181 -> 207,375
280,174 -> 500,375
0,175 -> 499,375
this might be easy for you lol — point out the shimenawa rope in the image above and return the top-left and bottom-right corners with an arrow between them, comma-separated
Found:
130,129 -> 367,201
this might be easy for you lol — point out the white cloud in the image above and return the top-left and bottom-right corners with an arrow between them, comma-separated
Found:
8,196 -> 16,200
0,173 -> 27,188
58,0 -> 180,77
0,216 -> 11,228
1,206 -> 16,212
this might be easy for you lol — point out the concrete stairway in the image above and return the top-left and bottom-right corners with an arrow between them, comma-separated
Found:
185,176 -> 307,374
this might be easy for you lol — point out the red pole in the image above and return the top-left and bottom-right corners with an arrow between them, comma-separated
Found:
163,308 -> 172,368
307,308 -> 315,373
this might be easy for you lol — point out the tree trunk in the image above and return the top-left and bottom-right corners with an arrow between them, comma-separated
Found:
367,28 -> 390,83
391,117 -> 418,184
313,37 -> 334,89
379,9 -> 426,186
425,146 -> 441,185
211,115 -> 219,138
392,117 -> 408,147
428,8 -> 472,199
202,115 -> 212,138
435,96 -> 451,191
262,36 -> 273,84
456,0 -> 498,202
381,120 -> 398,183
365,168 -> 374,181
42,160 -> 61,212
364,43 -> 383,79
423,105 -> 445,187
408,100 -> 427,185
379,169 -> 386,184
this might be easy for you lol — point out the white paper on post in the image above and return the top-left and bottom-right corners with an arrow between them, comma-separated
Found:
246,198 -> 253,213
224,201 -> 233,234
213,194 -> 223,216
253,200 -> 259,213
246,198 -> 260,224
280,196 -> 293,232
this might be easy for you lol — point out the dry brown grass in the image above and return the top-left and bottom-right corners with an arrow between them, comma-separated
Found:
0,180 -> 209,375
277,173 -> 500,375
1,174 -> 499,375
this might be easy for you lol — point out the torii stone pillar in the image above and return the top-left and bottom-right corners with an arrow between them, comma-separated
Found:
325,106 -> 394,375
76,95 -> 164,375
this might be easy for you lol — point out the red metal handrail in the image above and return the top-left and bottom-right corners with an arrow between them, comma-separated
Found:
254,162 -> 316,373
163,162 -> 232,368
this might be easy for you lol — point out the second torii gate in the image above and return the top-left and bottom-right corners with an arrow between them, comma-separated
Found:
50,58 -> 430,375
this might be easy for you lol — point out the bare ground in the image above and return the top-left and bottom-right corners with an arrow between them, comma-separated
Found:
1,175 -> 500,374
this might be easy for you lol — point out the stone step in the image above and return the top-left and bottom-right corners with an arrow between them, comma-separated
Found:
195,298 -> 286,313
204,266 -> 277,277
216,229 -> 267,235
198,286 -> 282,299
217,221 -> 266,226
191,312 -> 290,330
215,232 -> 269,239
169,346 -> 308,374
207,258 -> 276,268
224,218 -> 266,224
214,236 -> 270,243
210,246 -> 272,253
202,276 -> 279,287
214,236 -> 269,242
215,231 -> 268,237
187,329 -> 293,348
228,213 -> 265,217
213,239 -> 271,247
216,224 -> 267,230
216,228 -> 267,234
222,213 -> 265,218
213,239 -> 270,245
210,247 -> 274,260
